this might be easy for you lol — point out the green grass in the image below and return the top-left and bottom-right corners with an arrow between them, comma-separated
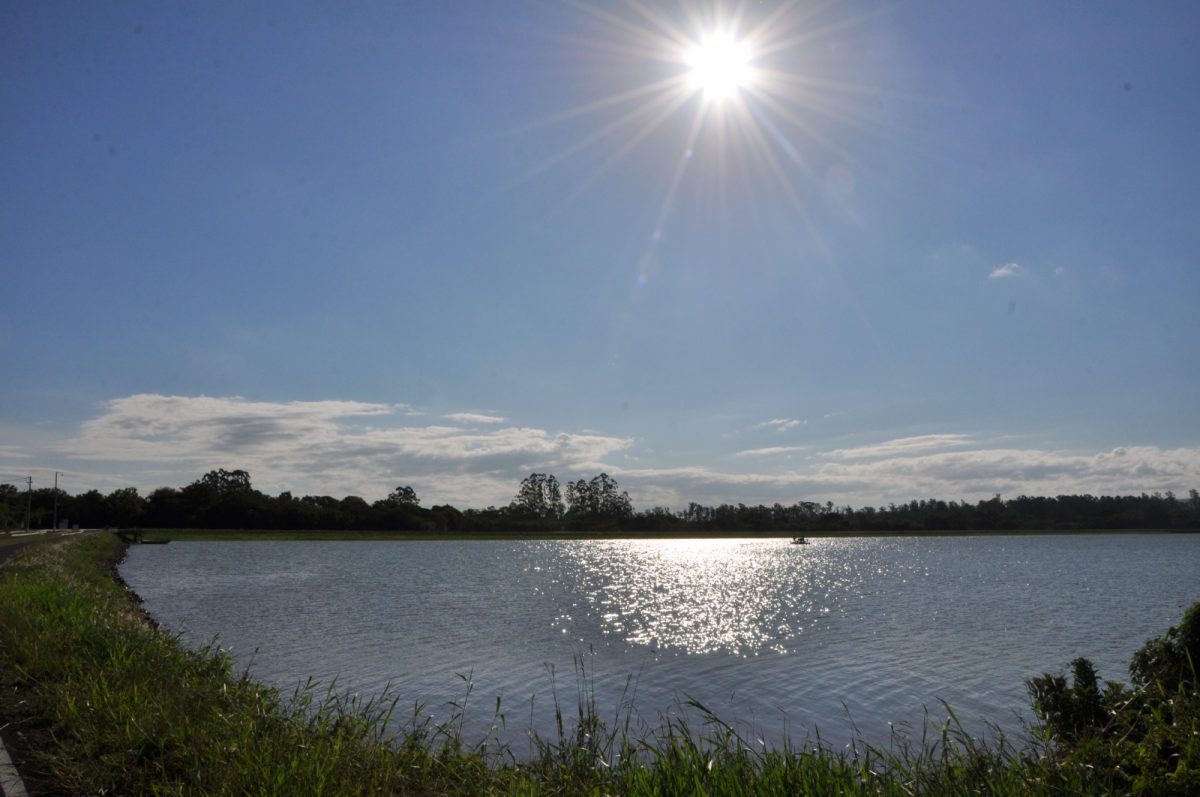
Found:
0,535 -> 1193,795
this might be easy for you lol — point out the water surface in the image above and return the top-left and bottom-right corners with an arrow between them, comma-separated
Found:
121,534 -> 1199,748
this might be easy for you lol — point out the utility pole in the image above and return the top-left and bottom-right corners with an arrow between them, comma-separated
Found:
25,476 -> 32,531
53,471 -> 61,530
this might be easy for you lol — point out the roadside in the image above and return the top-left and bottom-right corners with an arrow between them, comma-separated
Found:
0,535 -> 77,797
0,539 -> 44,565
0,735 -> 28,797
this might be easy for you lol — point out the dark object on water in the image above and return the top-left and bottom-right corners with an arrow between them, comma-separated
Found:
790,536 -> 809,545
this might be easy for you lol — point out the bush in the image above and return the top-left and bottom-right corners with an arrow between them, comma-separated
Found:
1028,601 -> 1200,795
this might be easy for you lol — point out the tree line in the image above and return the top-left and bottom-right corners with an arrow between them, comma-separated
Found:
2,468 -> 1198,533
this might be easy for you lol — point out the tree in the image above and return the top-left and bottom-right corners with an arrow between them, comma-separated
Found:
384,485 -> 419,508
340,495 -> 372,529
429,504 -> 465,533
369,485 -> 430,532
180,470 -> 261,528
592,473 -> 632,520
0,484 -> 18,530
565,479 -> 596,517
511,473 -> 563,521
144,487 -> 184,527
72,489 -> 107,527
107,487 -> 144,527
565,473 -> 632,528
196,468 -> 253,494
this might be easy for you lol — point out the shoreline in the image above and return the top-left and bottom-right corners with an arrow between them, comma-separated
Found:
124,527 -> 1198,542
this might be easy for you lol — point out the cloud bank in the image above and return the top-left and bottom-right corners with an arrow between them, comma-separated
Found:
615,443 -> 1200,509
57,395 -> 630,506
19,395 -> 1200,510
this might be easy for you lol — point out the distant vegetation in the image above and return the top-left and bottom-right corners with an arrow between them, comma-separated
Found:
1,534 -> 1196,794
2,467 -> 1198,533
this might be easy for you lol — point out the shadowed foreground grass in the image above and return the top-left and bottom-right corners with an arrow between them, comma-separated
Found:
0,534 -> 1192,795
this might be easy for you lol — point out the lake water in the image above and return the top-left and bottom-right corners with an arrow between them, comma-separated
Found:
120,535 -> 1199,750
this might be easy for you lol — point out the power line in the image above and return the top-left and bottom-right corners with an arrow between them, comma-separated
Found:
0,475 -> 60,489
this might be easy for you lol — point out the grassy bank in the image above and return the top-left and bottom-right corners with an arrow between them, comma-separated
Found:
0,535 -> 1194,794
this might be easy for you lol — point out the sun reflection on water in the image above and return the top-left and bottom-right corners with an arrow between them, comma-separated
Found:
552,538 -> 858,656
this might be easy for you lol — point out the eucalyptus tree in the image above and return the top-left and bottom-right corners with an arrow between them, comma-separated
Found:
511,473 -> 564,521
565,473 -> 633,528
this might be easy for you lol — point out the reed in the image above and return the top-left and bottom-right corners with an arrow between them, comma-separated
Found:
0,534 -> 1188,795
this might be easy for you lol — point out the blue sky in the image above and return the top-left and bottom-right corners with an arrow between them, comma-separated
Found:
3,1 -> 1198,508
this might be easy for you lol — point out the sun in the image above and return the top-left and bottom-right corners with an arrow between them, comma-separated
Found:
512,1 -> 880,243
685,32 -> 755,100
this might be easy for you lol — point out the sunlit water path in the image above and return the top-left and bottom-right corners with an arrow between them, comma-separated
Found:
121,535 -> 1199,749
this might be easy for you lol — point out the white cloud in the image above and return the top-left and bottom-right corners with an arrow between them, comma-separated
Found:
56,394 -> 630,505
443,412 -> 507,425
734,446 -> 808,457
28,396 -> 1200,511
806,445 -> 1200,505
825,434 -> 972,460
754,418 -> 805,432
988,262 -> 1024,280
608,443 -> 1200,510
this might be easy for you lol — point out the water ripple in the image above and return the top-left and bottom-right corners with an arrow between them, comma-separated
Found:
121,535 -> 1200,749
